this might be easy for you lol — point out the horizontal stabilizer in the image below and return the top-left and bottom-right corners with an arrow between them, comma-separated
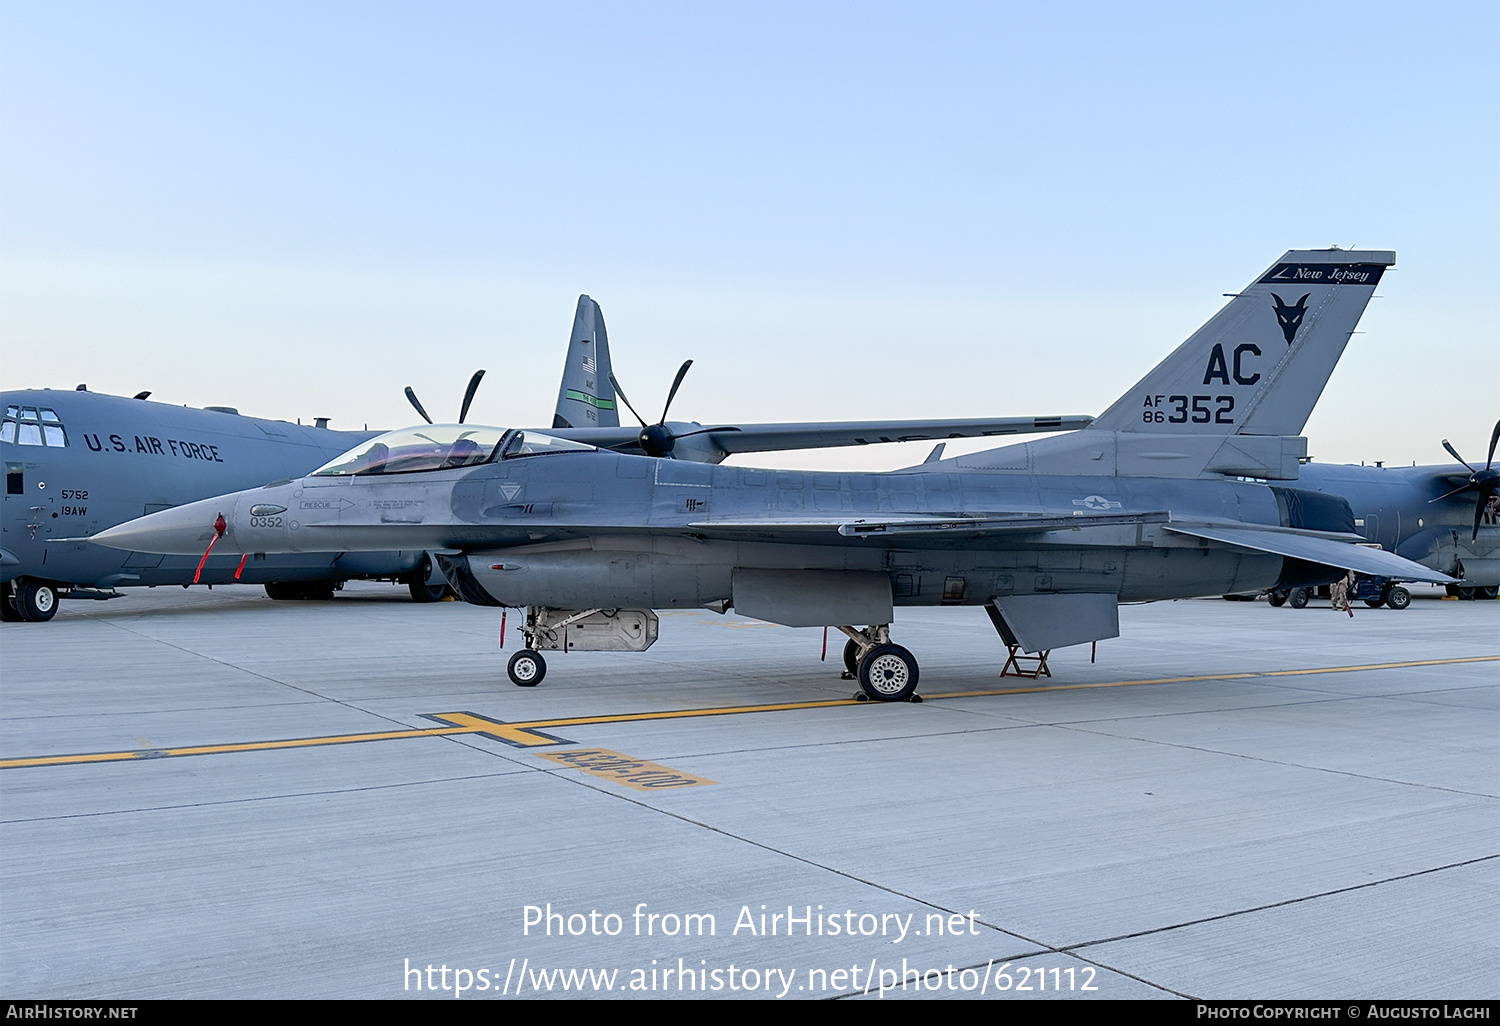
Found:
1165,525 -> 1452,583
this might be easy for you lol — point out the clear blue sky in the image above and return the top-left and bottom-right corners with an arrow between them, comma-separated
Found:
3,2 -> 1495,469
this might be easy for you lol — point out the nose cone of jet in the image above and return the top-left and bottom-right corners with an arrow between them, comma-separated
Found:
91,494 -> 245,554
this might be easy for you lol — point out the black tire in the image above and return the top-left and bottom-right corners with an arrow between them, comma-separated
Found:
1267,591 -> 1288,607
15,579 -> 58,622
265,582 -> 301,601
842,639 -> 861,676
1288,588 -> 1309,609
1385,586 -> 1410,610
857,644 -> 919,702
299,582 -> 336,601
1456,587 -> 1476,601
0,582 -> 22,622
1363,598 -> 1385,608
508,649 -> 546,687
1479,586 -> 1499,600
408,577 -> 447,602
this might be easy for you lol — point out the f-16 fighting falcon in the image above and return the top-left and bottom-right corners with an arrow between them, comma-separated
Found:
92,249 -> 1451,701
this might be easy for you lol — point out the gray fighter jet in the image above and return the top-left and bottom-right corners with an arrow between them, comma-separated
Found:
95,249 -> 1450,700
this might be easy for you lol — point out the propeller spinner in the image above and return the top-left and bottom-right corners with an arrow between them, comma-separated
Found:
608,359 -> 737,458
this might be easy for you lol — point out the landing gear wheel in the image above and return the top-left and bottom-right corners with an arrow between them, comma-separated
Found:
265,582 -> 300,601
1456,587 -> 1476,601
857,644 -> 919,702
1288,588 -> 1309,609
407,555 -> 447,602
15,580 -> 58,622
408,577 -> 447,602
1363,598 -> 1385,608
508,649 -> 546,687
0,582 -> 21,622
1385,586 -> 1411,610
1480,586 -> 1499,600
1267,590 -> 1288,608
299,582 -> 336,601
842,639 -> 861,678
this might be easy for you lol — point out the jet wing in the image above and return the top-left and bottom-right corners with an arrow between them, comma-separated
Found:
689,511 -> 1169,538
1164,525 -> 1453,583
552,415 -> 1093,459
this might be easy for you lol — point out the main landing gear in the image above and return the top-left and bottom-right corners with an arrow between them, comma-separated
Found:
2,578 -> 58,622
835,625 -> 922,703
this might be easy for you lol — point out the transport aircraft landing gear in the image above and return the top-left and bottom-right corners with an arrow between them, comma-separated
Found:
834,625 -> 921,702
507,649 -> 546,687
406,554 -> 448,602
407,576 -> 447,602
6,578 -> 58,622
0,582 -> 22,622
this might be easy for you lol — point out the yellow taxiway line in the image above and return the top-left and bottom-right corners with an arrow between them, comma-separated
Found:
3,655 -> 1495,769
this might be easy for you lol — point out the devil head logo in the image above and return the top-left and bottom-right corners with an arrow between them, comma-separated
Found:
1272,293 -> 1310,345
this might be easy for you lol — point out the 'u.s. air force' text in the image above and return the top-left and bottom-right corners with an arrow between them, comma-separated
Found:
80,432 -> 226,462
524,903 -> 980,943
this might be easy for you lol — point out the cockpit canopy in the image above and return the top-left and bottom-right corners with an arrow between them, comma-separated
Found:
311,425 -> 596,477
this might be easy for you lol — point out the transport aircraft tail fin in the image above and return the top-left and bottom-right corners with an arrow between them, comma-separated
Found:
1091,248 -> 1394,437
552,295 -> 619,429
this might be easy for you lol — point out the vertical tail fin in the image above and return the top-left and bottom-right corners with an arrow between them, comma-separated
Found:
1091,248 -> 1394,436
552,295 -> 619,429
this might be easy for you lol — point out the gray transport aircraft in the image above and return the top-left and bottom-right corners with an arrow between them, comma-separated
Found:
1297,432 -> 1499,600
93,249 -> 1455,701
4,294 -> 1085,622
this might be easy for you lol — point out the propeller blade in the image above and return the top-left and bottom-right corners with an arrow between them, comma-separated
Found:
405,387 -> 434,424
1430,483 -> 1475,504
1487,419 -> 1499,471
1473,496 -> 1486,542
660,360 -> 693,423
458,370 -> 486,424
1442,439 -> 1477,474
609,372 -> 648,428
